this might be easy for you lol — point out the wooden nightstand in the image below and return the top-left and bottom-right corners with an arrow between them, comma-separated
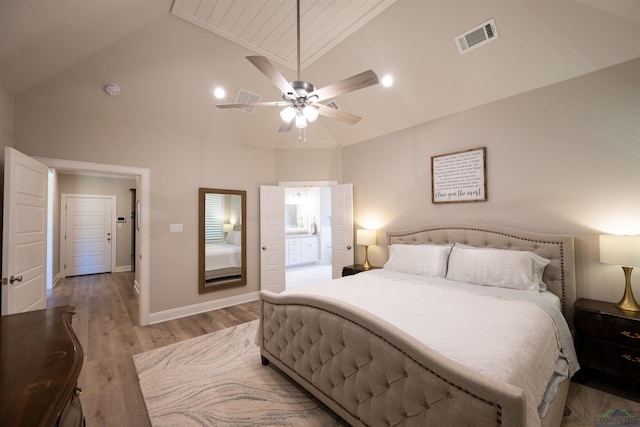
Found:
342,264 -> 381,277
574,298 -> 640,387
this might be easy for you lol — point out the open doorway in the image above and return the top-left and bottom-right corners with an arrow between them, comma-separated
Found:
283,184 -> 333,290
259,183 -> 352,294
38,156 -> 151,326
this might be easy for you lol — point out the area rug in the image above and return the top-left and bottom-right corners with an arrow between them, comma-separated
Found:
133,320 -> 345,426
134,320 -> 640,427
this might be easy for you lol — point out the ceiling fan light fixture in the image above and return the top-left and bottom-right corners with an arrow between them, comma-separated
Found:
295,114 -> 307,129
214,0 -> 379,142
280,106 -> 296,123
303,105 -> 319,122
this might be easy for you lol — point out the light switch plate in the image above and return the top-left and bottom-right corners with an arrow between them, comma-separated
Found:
169,224 -> 183,233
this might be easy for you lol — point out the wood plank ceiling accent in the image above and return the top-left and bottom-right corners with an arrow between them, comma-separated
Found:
171,0 -> 397,71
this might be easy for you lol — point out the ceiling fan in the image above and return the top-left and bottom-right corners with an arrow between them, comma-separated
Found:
216,0 -> 379,140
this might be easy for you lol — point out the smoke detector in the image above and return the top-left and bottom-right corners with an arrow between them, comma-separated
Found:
104,83 -> 121,96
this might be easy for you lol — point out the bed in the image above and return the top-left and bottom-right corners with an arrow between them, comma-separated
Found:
204,231 -> 242,282
258,224 -> 578,427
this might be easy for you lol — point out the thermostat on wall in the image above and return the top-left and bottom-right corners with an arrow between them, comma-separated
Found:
117,216 -> 126,223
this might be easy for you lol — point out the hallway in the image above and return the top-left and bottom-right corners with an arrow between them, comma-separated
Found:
48,272 -> 258,426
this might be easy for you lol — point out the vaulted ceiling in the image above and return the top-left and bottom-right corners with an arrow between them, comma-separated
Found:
1,0 -> 639,150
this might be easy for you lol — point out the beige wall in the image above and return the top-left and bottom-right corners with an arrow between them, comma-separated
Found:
57,173 -> 136,270
275,147 -> 342,183
0,81 -> 13,155
341,58 -> 640,304
14,99 -> 275,313
10,58 -> 639,318
0,81 -> 14,268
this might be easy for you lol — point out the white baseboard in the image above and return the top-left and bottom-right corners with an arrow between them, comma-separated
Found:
133,279 -> 140,295
52,273 -> 62,288
148,292 -> 260,325
115,265 -> 132,273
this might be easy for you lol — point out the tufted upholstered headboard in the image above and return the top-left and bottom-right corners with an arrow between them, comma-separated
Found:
387,224 -> 576,328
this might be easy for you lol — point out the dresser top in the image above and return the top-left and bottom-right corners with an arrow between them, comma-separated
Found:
0,305 -> 83,426
576,298 -> 640,321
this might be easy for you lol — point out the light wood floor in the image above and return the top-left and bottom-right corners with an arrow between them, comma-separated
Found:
47,272 -> 259,426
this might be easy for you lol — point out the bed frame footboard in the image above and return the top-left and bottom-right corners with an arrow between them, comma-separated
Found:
259,291 -> 526,427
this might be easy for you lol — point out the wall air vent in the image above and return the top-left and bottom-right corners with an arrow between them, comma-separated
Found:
455,18 -> 499,55
234,89 -> 261,114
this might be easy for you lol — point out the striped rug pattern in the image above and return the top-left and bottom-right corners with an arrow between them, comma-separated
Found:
133,320 -> 345,426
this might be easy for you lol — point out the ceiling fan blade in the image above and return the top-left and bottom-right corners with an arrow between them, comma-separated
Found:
316,104 -> 362,125
246,55 -> 297,97
216,101 -> 286,109
278,121 -> 294,133
310,70 -> 379,102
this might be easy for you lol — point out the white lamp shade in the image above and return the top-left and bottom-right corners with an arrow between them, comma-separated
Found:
295,114 -> 307,129
357,229 -> 377,246
280,106 -> 296,123
599,234 -> 640,267
303,105 -> 319,122
223,223 -> 233,232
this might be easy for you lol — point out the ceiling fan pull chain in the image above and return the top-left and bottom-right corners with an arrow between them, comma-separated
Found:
297,127 -> 307,144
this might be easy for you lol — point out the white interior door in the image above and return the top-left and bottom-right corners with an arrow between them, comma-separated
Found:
260,185 -> 285,293
63,195 -> 114,276
2,147 -> 49,315
331,184 -> 354,279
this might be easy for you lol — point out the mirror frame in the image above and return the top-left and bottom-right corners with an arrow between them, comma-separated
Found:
198,187 -> 247,293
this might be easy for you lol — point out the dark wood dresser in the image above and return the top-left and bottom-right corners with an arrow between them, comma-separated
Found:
1,305 -> 84,426
574,298 -> 640,386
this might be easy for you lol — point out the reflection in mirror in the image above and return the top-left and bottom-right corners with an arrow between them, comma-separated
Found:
199,188 -> 246,293
284,189 -> 311,235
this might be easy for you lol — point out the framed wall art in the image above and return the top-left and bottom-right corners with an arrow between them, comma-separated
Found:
431,147 -> 487,204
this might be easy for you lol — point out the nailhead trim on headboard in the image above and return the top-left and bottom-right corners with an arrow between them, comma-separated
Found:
386,224 -> 576,328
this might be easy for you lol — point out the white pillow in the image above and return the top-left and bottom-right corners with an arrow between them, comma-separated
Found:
234,231 -> 242,246
446,245 -> 550,291
383,244 -> 452,277
225,231 -> 238,244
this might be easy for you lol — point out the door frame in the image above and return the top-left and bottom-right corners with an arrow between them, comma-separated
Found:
35,156 -> 151,326
60,193 -> 117,278
278,180 -> 353,282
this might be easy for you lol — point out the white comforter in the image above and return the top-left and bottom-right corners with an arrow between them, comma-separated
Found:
205,242 -> 241,271
284,269 -> 578,427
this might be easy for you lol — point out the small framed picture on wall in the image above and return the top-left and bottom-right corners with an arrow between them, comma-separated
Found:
431,147 -> 487,204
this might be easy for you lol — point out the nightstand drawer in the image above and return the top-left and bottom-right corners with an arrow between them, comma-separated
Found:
575,311 -> 640,349
579,339 -> 640,383
574,299 -> 640,387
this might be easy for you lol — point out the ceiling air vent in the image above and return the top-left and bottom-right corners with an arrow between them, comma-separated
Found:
455,18 -> 499,55
326,101 -> 340,110
234,89 -> 261,114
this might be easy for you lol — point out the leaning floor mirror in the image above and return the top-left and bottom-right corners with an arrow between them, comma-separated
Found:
199,188 -> 247,293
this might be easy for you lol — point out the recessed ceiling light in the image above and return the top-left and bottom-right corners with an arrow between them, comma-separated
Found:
381,74 -> 394,88
213,87 -> 226,99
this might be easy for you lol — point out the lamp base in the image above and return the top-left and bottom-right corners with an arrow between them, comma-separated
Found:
616,266 -> 640,312
363,246 -> 371,270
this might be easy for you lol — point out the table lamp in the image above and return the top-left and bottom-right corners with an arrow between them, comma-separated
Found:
357,229 -> 377,270
599,234 -> 640,312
